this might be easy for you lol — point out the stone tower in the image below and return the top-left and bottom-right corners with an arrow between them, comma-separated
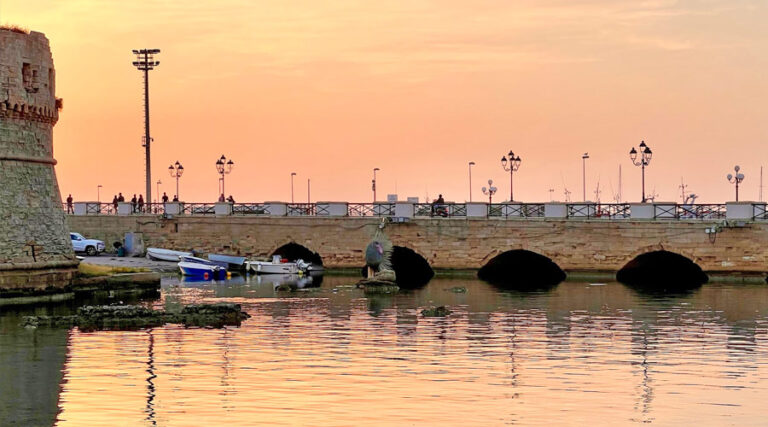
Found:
0,28 -> 77,293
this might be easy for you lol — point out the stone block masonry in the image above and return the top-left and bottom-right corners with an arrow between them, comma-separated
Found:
0,29 -> 77,291
67,215 -> 768,275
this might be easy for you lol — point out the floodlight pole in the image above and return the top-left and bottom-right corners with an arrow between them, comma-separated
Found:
132,49 -> 160,208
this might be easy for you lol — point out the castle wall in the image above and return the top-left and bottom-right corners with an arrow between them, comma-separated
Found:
0,29 -> 78,291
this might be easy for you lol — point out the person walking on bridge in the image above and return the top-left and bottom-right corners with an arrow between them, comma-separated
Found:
137,194 -> 145,213
112,195 -> 118,214
66,194 -> 73,214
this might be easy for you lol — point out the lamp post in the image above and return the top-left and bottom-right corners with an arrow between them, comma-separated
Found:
291,172 -> 296,203
97,184 -> 102,203
501,150 -> 522,202
727,165 -> 745,202
629,141 -> 653,202
155,180 -> 161,203
132,48 -> 160,207
215,155 -> 234,198
482,179 -> 498,204
582,153 -> 589,201
372,168 -> 380,203
168,161 -> 183,200
468,162 -> 475,202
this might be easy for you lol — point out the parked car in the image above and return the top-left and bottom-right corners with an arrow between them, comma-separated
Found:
70,232 -> 105,256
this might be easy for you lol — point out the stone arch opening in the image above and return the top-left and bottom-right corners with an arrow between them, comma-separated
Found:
270,242 -> 322,266
361,245 -> 434,288
478,249 -> 566,290
616,250 -> 707,291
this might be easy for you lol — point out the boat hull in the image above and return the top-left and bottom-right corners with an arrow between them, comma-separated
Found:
178,261 -> 227,280
247,261 -> 300,275
147,248 -> 192,262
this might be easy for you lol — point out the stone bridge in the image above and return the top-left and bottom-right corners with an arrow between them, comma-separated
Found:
66,212 -> 768,277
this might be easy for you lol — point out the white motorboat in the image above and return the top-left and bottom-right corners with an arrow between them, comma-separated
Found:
147,248 -> 192,262
246,255 -> 309,275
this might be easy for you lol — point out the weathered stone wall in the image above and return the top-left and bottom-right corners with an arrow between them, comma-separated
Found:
0,29 -> 77,290
67,215 -> 768,274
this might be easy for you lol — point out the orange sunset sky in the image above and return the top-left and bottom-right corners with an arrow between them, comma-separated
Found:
3,0 -> 767,203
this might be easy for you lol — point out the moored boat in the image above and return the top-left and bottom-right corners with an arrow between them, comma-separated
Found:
178,260 -> 227,280
246,255 -> 308,275
147,248 -> 192,262
208,253 -> 247,271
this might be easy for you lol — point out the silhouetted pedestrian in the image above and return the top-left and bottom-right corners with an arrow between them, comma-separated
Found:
131,194 -> 137,213
172,195 -> 179,202
227,195 -> 235,203
218,193 -> 226,202
112,195 -> 118,214
161,192 -> 169,203
117,193 -> 125,202
137,194 -> 144,212
66,194 -> 73,214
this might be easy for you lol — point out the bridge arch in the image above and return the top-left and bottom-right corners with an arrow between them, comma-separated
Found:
477,249 -> 566,290
617,249 -> 707,291
362,244 -> 434,288
269,242 -> 323,266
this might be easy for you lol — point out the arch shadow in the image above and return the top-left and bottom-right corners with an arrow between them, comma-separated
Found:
270,242 -> 323,266
361,245 -> 434,288
478,249 -> 566,291
617,250 -> 707,294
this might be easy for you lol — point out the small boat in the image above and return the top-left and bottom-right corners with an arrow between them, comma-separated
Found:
180,255 -> 229,269
147,248 -> 192,262
208,253 -> 247,270
306,263 -> 324,272
246,255 -> 308,275
178,260 -> 227,280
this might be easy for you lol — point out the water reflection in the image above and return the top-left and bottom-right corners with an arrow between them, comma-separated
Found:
1,279 -> 768,425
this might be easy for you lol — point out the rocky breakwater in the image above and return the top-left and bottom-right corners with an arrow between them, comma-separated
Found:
21,303 -> 251,331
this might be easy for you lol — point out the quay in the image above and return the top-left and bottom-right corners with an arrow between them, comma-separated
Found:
67,200 -> 768,280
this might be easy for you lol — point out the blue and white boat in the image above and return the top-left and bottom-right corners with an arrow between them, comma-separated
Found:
178,256 -> 228,280
208,253 -> 247,270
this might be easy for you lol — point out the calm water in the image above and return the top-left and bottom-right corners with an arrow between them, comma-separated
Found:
2,276 -> 768,426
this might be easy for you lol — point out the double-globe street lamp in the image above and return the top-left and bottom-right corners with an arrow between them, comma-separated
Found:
727,165 -> 745,202
216,155 -> 234,198
501,151 -> 521,202
168,161 -> 184,200
629,141 -> 653,202
482,179 -> 498,204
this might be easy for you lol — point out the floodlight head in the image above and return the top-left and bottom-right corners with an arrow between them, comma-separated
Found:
488,179 -> 493,185
735,165 -> 740,172
482,187 -> 487,193
727,174 -> 733,181
737,173 -> 745,180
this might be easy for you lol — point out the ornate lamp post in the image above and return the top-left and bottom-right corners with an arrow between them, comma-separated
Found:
501,150 -> 522,201
468,161 -> 475,202
97,184 -> 102,203
291,172 -> 297,203
727,165 -> 745,202
481,179 -> 498,204
168,161 -> 183,200
372,168 -> 380,203
629,141 -> 653,202
215,155 -> 234,197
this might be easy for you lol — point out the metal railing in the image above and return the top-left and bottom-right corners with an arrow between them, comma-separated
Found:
348,203 -> 394,217
414,203 -> 467,218
59,201 -> 765,221
232,203 -> 270,215
489,203 -> 545,218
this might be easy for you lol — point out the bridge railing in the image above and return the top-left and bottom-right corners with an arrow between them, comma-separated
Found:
348,203 -> 394,217
66,201 -> 768,221
489,203 -> 545,218
414,203 -> 467,218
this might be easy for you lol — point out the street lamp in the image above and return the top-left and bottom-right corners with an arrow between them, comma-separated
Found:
582,153 -> 589,202
155,180 -> 161,203
215,155 -> 234,198
291,172 -> 297,203
468,161 -> 475,202
482,179 -> 498,204
501,150 -> 522,201
132,48 -> 160,206
168,161 -> 183,200
372,168 -> 380,203
727,165 -> 745,202
629,141 -> 653,202
97,184 -> 102,203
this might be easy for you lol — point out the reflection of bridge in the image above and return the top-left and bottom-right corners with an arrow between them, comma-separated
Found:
68,200 -> 768,278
